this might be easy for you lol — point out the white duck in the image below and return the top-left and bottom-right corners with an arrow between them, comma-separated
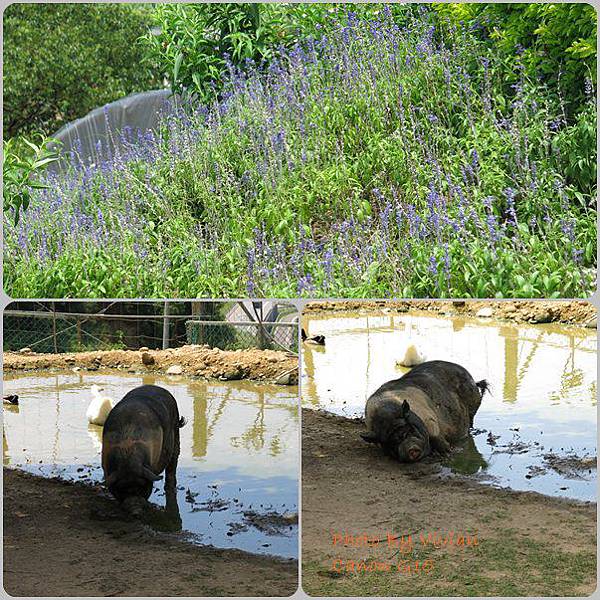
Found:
396,343 -> 426,368
86,384 -> 115,426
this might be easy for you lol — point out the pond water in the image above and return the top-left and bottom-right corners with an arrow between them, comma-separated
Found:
3,372 -> 299,558
302,310 -> 597,502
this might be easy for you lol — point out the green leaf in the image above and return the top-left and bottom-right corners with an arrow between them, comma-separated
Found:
173,51 -> 184,83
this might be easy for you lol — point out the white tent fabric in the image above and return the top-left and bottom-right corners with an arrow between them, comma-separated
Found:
49,89 -> 178,171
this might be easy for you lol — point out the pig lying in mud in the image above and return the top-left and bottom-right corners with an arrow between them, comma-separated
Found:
102,385 -> 185,514
361,360 -> 488,462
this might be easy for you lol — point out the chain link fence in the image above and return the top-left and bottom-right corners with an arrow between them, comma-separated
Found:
3,301 -> 298,354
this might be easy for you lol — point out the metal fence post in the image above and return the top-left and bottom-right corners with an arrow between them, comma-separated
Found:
162,301 -> 170,350
52,302 -> 58,353
76,318 -> 82,349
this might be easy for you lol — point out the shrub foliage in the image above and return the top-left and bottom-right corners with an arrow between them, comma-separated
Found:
3,3 -> 160,138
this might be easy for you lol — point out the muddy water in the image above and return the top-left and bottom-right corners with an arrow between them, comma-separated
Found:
3,372 -> 298,558
302,311 -> 596,501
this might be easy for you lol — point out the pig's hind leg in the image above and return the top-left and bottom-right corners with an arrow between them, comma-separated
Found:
458,380 -> 484,427
163,425 -> 182,530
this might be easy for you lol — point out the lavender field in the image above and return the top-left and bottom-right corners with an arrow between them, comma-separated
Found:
4,7 -> 596,298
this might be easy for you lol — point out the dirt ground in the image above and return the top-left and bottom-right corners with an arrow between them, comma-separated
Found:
3,469 -> 298,597
301,409 -> 597,597
3,344 -> 298,385
305,300 -> 596,326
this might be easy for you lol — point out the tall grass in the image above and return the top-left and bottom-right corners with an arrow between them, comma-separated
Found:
4,8 -> 596,298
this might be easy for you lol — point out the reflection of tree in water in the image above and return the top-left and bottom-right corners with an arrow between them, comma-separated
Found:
301,330 -> 319,408
228,390 -> 290,457
186,381 -> 295,458
547,329 -> 594,405
191,384 -> 231,459
500,325 -> 545,404
501,325 -> 519,403
191,384 -> 210,459
3,403 -> 19,465
270,435 -> 282,457
231,390 -> 266,453
500,324 -> 594,407
589,382 -> 597,406
561,368 -> 584,391
448,436 -> 488,475
3,429 -> 9,466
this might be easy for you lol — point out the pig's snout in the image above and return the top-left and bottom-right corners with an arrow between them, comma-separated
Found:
407,447 -> 421,461
121,496 -> 149,517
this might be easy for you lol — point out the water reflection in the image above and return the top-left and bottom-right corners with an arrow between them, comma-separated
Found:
302,311 -> 596,501
446,436 -> 488,475
141,485 -> 183,533
3,372 -> 299,557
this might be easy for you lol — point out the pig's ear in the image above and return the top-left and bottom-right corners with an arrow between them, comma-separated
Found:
360,431 -> 378,444
401,400 -> 411,416
142,466 -> 163,482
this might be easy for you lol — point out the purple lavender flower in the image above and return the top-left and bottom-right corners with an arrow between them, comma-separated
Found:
428,254 -> 438,276
297,274 -> 315,295
322,248 -> 334,286
483,196 -> 500,246
504,188 -> 518,228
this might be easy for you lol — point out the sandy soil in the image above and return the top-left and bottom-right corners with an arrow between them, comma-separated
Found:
3,469 -> 297,597
304,300 -> 596,325
3,345 -> 298,385
301,409 -> 597,597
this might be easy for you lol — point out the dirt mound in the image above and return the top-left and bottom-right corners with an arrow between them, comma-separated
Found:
3,469 -> 297,597
305,300 -> 596,325
3,345 -> 298,385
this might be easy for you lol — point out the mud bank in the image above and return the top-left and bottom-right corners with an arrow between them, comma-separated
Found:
3,469 -> 297,597
305,300 -> 595,326
3,345 -> 298,384
301,409 -> 596,597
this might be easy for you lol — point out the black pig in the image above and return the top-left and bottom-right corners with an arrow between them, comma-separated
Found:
102,385 -> 185,510
361,360 -> 488,462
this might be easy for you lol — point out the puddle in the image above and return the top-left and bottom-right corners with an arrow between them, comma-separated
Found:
302,311 -> 597,501
3,372 -> 298,558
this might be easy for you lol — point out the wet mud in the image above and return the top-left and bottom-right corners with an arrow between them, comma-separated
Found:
4,469 -> 297,597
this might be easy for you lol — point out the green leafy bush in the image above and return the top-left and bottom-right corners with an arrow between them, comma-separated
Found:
432,3 -> 597,116
3,136 -> 58,224
551,102 -> 597,199
141,3 -> 313,99
143,4 -> 271,99
140,3 -> 408,99
3,3 -> 160,138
